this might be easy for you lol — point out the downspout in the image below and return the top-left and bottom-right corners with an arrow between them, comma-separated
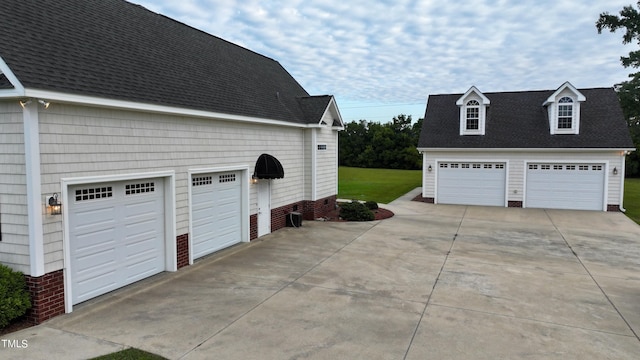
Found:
422,152 -> 428,198
619,151 -> 628,212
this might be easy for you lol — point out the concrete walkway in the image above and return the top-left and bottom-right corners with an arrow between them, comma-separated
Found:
3,188 -> 640,359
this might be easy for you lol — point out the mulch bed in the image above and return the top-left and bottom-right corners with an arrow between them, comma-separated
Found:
323,206 -> 394,222
0,316 -> 34,336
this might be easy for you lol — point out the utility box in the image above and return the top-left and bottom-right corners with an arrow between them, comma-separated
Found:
286,212 -> 302,227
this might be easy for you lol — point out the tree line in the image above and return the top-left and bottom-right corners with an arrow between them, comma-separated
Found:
598,2 -> 640,176
339,114 -> 423,170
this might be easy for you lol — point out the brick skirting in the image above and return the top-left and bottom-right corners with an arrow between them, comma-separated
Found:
250,214 -> 258,240
24,270 -> 65,324
177,233 -> 189,269
508,201 -> 523,208
412,194 -> 434,203
607,204 -> 621,212
249,195 -> 338,239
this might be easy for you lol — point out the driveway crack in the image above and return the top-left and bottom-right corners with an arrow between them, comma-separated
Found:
544,209 -> 640,343
403,206 -> 468,359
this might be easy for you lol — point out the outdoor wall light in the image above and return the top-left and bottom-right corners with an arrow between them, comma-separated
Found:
428,165 -> 433,172
48,193 -> 62,215
613,167 -> 618,175
38,99 -> 51,109
19,99 -> 51,109
251,174 -> 258,184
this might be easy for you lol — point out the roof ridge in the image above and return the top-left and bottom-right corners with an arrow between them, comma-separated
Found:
131,2 -> 281,65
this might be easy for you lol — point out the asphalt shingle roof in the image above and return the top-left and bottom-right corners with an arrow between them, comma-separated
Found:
0,0 -> 332,125
418,87 -> 634,149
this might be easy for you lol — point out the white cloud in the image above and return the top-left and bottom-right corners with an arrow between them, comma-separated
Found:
131,0 -> 634,121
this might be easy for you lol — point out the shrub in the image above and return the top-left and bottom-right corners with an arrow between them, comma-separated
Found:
0,264 -> 31,328
340,201 -> 375,221
364,201 -> 379,210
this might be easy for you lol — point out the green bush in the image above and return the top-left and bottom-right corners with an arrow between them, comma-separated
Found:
364,201 -> 379,210
0,264 -> 31,328
340,201 -> 375,221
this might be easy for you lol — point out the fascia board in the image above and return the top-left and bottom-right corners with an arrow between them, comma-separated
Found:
417,147 -> 636,153
0,56 -> 25,95
544,81 -> 586,105
21,88 -> 313,129
316,96 -> 344,128
456,86 -> 490,106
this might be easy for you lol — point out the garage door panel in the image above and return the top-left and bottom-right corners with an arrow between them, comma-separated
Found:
72,207 -> 117,231
525,164 -> 604,210
69,178 -> 165,305
191,171 -> 242,260
437,163 -> 506,206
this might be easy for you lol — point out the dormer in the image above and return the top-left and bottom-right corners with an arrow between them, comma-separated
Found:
457,86 -> 490,135
543,81 -> 585,135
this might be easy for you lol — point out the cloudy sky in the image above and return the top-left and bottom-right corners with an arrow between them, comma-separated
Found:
131,0 -> 634,123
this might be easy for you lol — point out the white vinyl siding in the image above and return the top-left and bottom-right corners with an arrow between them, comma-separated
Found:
315,126 -> 338,199
36,104 -> 328,272
303,130 -> 313,200
0,101 -> 30,273
422,150 -> 623,209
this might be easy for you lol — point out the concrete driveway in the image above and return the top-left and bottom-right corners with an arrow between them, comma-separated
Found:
4,189 -> 640,359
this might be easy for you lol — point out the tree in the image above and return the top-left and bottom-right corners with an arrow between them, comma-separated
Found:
597,2 -> 640,176
338,114 -> 423,170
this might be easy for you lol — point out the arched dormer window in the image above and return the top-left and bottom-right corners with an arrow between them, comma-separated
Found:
557,97 -> 573,129
457,86 -> 490,135
465,100 -> 480,130
543,82 -> 585,135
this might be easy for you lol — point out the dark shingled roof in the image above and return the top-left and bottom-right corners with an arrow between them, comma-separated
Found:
418,87 -> 634,149
0,74 -> 12,89
0,0 -> 334,125
297,96 -> 333,124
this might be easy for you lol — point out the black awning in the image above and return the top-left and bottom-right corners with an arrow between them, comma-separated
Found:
254,153 -> 284,179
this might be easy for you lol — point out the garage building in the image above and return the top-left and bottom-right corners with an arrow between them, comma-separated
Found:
0,0 -> 342,323
417,82 -> 635,211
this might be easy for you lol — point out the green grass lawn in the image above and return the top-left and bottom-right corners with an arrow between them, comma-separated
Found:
624,178 -> 640,225
338,166 -> 422,204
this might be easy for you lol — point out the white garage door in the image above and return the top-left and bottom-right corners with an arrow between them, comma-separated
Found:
69,178 -> 165,305
526,163 -> 605,211
437,162 -> 506,206
191,171 -> 242,259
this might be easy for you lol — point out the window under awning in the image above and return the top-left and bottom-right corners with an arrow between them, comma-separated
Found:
253,153 -> 284,179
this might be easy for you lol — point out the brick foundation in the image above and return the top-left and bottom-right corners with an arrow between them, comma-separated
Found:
508,201 -> 523,208
250,214 -> 258,240
607,204 -> 620,212
271,201 -> 305,232
24,270 -> 65,324
412,194 -> 434,203
303,195 -> 337,220
177,234 -> 189,269
249,195 -> 338,239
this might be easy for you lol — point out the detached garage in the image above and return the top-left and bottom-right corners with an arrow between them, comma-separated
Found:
418,82 -> 634,211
